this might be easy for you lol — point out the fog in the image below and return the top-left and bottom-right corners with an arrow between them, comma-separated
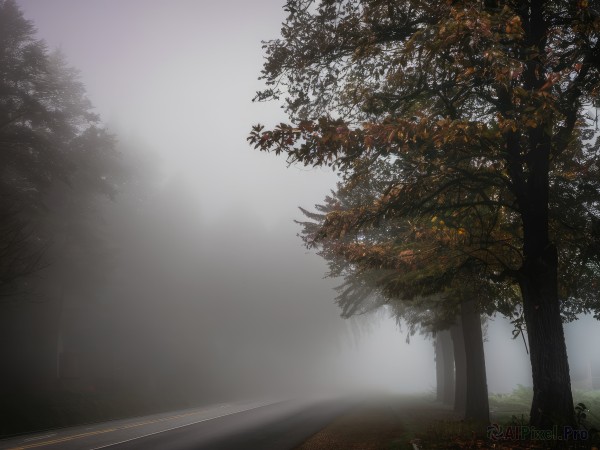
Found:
3,0 -> 598,436
4,0 -> 440,411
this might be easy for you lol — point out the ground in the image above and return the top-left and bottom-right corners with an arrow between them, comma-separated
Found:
295,393 -> 600,450
296,394 -> 460,450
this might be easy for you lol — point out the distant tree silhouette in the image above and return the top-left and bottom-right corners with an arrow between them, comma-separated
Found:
0,0 -> 119,295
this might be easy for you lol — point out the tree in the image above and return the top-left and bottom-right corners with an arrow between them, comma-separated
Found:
435,329 -> 455,406
0,204 -> 45,296
251,0 -> 600,428
297,181 -> 492,422
0,0 -> 119,296
0,2 -> 122,418
0,0 -> 54,293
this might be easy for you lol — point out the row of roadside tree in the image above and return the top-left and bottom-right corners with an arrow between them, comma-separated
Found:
250,0 -> 600,429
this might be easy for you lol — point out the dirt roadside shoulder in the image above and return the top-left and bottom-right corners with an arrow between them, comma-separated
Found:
295,395 -> 460,450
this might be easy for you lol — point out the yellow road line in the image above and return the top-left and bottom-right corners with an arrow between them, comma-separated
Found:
8,409 -> 208,450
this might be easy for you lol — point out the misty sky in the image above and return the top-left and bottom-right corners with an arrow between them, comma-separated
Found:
15,0 -> 439,394
13,0 -> 569,395
18,0 -> 335,226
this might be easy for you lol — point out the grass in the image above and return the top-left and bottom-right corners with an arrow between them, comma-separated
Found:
490,385 -> 600,429
572,390 -> 600,430
411,386 -> 600,449
489,384 -> 532,424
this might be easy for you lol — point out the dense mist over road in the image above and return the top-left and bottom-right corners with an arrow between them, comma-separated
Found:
3,0 -> 600,443
0,1 -> 443,426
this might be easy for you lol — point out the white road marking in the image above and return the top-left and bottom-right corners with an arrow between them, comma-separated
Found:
1,400 -> 284,450
91,401 -> 283,450
21,435 -> 55,443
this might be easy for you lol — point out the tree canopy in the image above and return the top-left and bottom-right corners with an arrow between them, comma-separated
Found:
0,0 -> 119,295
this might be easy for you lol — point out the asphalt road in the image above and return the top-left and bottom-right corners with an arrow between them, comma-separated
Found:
0,396 -> 354,450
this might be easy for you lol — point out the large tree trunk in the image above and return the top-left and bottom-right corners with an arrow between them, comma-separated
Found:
503,116 -> 575,428
511,0 -> 575,429
450,321 -> 466,415
461,299 -> 490,423
435,333 -> 444,402
513,116 -> 574,427
520,244 -> 574,428
435,330 -> 455,406
442,330 -> 455,406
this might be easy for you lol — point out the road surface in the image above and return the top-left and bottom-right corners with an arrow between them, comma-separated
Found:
0,397 -> 354,450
